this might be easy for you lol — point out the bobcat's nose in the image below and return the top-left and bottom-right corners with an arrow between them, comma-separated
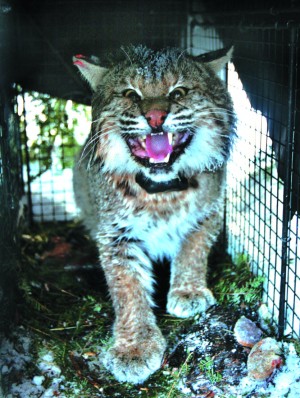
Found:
145,110 -> 167,129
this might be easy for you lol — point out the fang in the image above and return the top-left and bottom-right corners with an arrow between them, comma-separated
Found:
149,153 -> 170,164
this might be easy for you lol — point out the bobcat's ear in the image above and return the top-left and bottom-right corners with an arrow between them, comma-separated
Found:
73,54 -> 108,91
195,46 -> 233,73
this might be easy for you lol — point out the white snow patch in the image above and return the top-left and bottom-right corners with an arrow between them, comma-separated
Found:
0,331 -> 32,373
0,328 -> 67,398
1,327 -> 300,397
32,375 -> 45,386
38,351 -> 62,377
184,333 -> 210,353
178,342 -> 300,397
10,379 -> 45,398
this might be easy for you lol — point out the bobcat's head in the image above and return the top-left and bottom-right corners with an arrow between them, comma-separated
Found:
73,46 -> 235,193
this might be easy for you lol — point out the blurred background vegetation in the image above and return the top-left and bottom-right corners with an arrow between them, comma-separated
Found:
20,90 -> 91,182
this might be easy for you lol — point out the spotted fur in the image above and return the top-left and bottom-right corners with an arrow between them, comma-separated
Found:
73,45 -> 235,384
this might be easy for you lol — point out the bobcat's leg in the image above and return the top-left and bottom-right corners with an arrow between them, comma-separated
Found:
167,212 -> 221,318
99,241 -> 166,384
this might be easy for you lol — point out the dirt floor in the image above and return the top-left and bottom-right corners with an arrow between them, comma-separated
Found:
0,222 -> 299,397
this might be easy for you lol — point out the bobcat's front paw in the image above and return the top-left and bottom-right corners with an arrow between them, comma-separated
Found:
102,326 -> 166,384
167,287 -> 216,318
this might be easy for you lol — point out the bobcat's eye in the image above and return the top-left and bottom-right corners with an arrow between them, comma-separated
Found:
169,87 -> 189,101
123,89 -> 141,102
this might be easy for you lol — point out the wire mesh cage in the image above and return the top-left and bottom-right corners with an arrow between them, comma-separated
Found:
20,92 -> 91,222
188,2 -> 300,338
1,0 -> 299,342
16,0 -> 188,223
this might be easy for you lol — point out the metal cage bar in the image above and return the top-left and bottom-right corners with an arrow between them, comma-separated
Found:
278,23 -> 298,338
188,4 -> 300,338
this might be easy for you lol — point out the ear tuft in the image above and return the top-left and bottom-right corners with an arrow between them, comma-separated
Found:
195,46 -> 233,74
73,54 -> 108,91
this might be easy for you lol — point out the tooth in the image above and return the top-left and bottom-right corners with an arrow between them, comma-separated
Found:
140,137 -> 146,149
168,133 -> 173,145
149,153 -> 170,164
164,153 -> 170,162
151,132 -> 164,136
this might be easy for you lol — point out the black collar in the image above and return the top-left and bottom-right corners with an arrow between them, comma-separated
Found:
135,172 -> 189,194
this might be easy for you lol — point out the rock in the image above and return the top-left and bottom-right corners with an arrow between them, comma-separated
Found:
247,337 -> 283,380
234,316 -> 262,347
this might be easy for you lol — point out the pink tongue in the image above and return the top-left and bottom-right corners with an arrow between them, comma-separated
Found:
145,133 -> 172,160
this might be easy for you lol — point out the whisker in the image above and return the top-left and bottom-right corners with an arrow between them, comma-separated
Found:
91,117 -> 102,124
121,46 -> 133,66
195,106 -> 236,114
176,48 -> 191,65
78,143 -> 98,166
79,131 -> 112,166
78,123 -> 123,166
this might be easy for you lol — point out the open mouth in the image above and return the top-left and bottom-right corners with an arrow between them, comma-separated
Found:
125,131 -> 192,167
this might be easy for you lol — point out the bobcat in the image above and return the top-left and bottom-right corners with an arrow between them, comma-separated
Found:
73,45 -> 235,384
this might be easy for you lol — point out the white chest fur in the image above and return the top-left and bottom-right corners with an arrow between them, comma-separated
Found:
115,196 -> 213,262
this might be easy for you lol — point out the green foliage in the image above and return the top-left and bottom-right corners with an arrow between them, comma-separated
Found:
213,254 -> 264,307
165,352 -> 194,398
198,356 -> 222,384
15,223 -> 267,397
19,278 -> 50,313
283,337 -> 300,357
294,340 -> 300,357
20,91 -> 90,180
16,222 -> 196,397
